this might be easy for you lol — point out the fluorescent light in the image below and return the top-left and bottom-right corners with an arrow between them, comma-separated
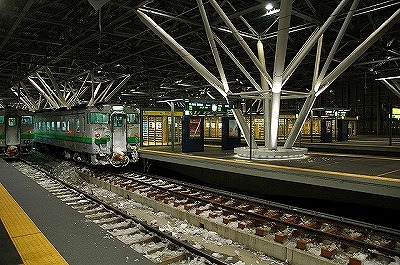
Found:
157,98 -> 184,103
266,8 -> 280,15
265,3 -> 273,10
206,91 -> 215,99
376,75 -> 400,80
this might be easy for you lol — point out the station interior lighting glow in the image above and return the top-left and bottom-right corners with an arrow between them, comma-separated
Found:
265,3 -> 273,10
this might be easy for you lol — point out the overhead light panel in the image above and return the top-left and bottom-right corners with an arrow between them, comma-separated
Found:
265,3 -> 274,10
266,8 -> 280,15
376,75 -> 400,80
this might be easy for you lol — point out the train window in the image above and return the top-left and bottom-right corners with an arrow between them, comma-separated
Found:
0,116 -> 4,124
67,121 -> 70,131
51,121 -> 55,131
56,121 -> 61,131
7,117 -> 17,127
113,116 -> 123,127
21,116 -> 33,124
127,113 -> 139,124
61,121 -> 66,131
89,112 -> 109,124
76,119 -> 80,132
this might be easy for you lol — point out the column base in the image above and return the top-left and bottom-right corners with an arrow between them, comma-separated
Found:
234,146 -> 307,160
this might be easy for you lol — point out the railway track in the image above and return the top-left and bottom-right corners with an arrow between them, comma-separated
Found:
13,159 -> 233,265
84,169 -> 400,265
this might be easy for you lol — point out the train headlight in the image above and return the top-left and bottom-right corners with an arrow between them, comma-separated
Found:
95,133 -> 101,139
28,130 -> 33,134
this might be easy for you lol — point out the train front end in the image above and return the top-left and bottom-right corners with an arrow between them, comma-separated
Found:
0,110 -> 34,157
92,105 -> 139,167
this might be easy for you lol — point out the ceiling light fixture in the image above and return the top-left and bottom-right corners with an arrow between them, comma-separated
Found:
266,8 -> 280,15
265,3 -> 273,10
376,75 -> 400,80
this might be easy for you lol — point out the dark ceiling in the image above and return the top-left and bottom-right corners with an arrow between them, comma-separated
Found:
0,0 -> 399,109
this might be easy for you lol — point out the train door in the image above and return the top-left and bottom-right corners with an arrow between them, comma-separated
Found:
6,116 -> 20,145
111,113 -> 127,155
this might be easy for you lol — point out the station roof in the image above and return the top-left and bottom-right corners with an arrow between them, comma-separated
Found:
0,0 -> 399,109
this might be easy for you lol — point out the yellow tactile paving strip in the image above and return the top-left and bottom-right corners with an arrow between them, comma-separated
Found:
0,183 -> 68,265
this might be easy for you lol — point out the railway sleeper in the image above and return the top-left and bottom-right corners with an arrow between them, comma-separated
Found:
61,195 -> 85,203
48,188 -> 70,194
54,192 -> 77,198
109,227 -> 141,237
66,199 -> 90,206
92,216 -> 121,225
130,237 -> 169,255
76,205 -> 104,214
145,246 -> 187,265
85,210 -> 114,219
82,171 -> 400,265
101,220 -> 132,230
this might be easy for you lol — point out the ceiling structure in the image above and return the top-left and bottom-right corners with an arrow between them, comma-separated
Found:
0,0 -> 399,110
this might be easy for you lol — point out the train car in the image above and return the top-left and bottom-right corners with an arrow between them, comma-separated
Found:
0,108 -> 34,157
34,105 -> 139,167
126,105 -> 141,147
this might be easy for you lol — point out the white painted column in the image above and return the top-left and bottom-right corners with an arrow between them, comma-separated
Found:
269,0 -> 293,150
257,40 -> 271,148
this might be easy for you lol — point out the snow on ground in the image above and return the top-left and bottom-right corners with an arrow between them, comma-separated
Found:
11,159 -> 400,265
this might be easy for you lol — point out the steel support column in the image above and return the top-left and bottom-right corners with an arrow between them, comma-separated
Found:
68,73 -> 90,106
381,79 -> 400,98
257,40 -> 271,148
284,35 -> 323,148
214,34 -> 263,92
104,74 -> 132,102
95,80 -> 116,104
45,67 -> 69,108
197,0 -> 229,93
88,83 -> 102,106
20,81 -> 39,111
36,73 -> 61,108
316,0 -> 360,86
282,0 -> 350,85
209,0 -> 273,87
136,9 -> 227,98
28,77 -> 59,109
319,8 -> 400,95
232,109 -> 257,148
269,0 -> 293,150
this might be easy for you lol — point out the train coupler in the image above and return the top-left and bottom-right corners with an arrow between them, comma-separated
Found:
6,146 -> 19,157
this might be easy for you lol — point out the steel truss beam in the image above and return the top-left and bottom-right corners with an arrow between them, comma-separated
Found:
28,77 -> 59,109
284,5 -> 400,149
381,79 -> 400,98
209,0 -> 273,87
135,9 -> 227,98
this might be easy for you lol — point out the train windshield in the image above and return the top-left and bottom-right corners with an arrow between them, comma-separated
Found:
127,113 -> 139,124
0,116 -> 4,123
8,117 -> 17,127
21,115 -> 33,124
89,112 -> 109,124
113,116 -> 123,127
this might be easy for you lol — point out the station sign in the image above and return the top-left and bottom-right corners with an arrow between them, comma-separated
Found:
391,108 -> 400,119
186,100 -> 232,114
324,109 -> 349,118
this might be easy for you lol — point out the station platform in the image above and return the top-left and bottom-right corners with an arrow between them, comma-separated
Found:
0,158 -> 153,265
137,136 -> 400,228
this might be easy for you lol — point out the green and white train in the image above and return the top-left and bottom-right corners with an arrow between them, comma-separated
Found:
34,105 -> 140,167
0,108 -> 34,157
